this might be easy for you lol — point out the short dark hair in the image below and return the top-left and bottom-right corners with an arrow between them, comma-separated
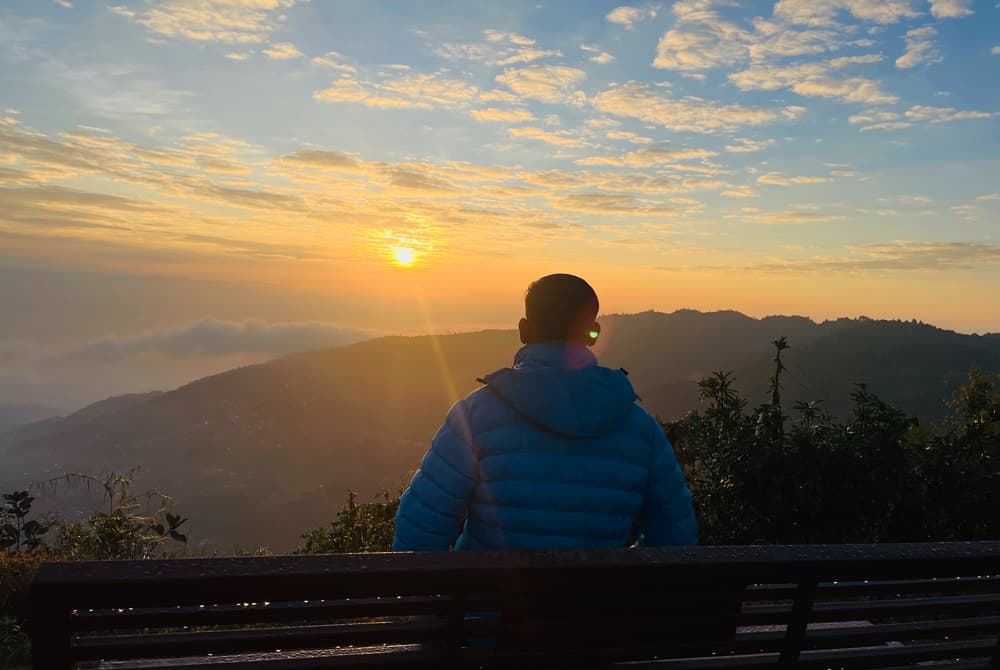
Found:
525,274 -> 599,342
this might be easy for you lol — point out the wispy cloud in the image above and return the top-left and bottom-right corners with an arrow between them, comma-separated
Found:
849,105 -> 994,131
509,126 -> 590,147
896,27 -> 941,69
606,5 -> 658,29
757,172 -> 832,186
725,138 -> 776,153
574,147 -> 717,167
470,107 -> 535,122
115,0 -> 298,44
591,81 -> 805,133
730,54 -> 897,105
311,52 -> 356,72
262,42 -> 303,60
314,72 -> 479,110
495,65 -> 587,105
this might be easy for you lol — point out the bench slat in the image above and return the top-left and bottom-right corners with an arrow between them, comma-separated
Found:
809,592 -> 1000,621
804,615 -> 1000,648
72,620 -> 447,661
796,637 -> 997,669
72,596 -> 450,632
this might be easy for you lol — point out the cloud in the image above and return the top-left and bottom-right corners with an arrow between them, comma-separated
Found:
225,51 -> 254,61
106,5 -> 135,18
262,42 -> 303,59
896,26 -> 941,69
314,72 -> 478,110
554,193 -> 678,216
385,168 -> 456,193
591,81 -> 805,133
905,105 -> 994,123
470,107 -> 535,122
977,193 -> 1000,202
277,149 -> 364,172
653,2 -> 750,71
50,318 -> 368,365
772,0 -> 922,27
199,157 -> 252,175
757,172 -> 832,186
606,6 -> 657,29
929,0 -> 973,18
53,0 -> 74,8
121,0 -> 298,44
721,186 -> 758,197
725,138 -> 776,153
495,65 -> 586,105
509,127 -> 590,148
992,46 -> 1000,56
723,242 -> 1000,273
435,30 -> 558,67
744,210 -> 842,223
729,54 -> 897,105
589,51 -> 616,64
311,52 -> 356,72
495,48 -> 563,66
483,30 -> 535,46
848,109 -> 911,131
854,105 -> 994,131
0,319 -> 369,410
605,130 -> 653,144
574,147 -> 717,167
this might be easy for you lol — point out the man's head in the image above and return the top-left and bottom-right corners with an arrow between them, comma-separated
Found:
519,274 -> 600,346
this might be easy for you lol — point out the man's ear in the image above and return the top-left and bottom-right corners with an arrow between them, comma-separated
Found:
586,321 -> 601,347
518,317 -> 530,344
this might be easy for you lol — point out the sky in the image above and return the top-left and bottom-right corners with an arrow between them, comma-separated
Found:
0,0 -> 998,412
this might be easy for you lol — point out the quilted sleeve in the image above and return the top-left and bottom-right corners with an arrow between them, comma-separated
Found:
636,420 -> 698,547
392,402 -> 479,551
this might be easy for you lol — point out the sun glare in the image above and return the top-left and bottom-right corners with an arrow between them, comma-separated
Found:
393,247 -> 416,266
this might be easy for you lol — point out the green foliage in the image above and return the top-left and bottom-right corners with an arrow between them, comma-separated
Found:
297,490 -> 399,554
0,492 -> 49,554
50,471 -> 188,561
670,339 -> 1000,545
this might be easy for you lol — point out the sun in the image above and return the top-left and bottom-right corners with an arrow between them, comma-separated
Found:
393,246 -> 416,266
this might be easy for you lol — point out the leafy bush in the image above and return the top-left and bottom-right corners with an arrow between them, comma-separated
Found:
0,493 -> 49,554
669,342 -> 999,545
297,490 -> 399,554
48,471 -> 187,561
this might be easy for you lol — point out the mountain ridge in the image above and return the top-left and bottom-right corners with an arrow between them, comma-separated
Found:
3,309 -> 998,551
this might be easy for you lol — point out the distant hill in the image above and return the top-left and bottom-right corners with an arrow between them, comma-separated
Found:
2,310 -> 998,552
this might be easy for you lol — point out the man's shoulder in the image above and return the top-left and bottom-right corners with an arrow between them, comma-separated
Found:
446,384 -> 505,424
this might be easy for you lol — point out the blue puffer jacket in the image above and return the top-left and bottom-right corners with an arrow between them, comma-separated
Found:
392,342 -> 697,551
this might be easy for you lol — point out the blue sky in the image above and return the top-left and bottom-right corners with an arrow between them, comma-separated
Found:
0,0 -> 998,408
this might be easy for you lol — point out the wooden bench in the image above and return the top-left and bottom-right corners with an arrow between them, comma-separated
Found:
31,542 -> 1000,669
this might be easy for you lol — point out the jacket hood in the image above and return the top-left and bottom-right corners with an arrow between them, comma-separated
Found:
479,342 -> 637,439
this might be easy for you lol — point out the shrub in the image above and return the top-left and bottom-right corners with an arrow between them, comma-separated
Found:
297,490 -> 398,554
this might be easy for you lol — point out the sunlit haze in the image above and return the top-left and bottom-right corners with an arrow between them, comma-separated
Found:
0,0 -> 998,411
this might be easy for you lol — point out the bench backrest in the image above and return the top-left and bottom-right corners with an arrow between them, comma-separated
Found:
31,542 -> 1000,669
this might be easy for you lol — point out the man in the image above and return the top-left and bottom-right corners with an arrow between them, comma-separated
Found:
392,273 -> 697,551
